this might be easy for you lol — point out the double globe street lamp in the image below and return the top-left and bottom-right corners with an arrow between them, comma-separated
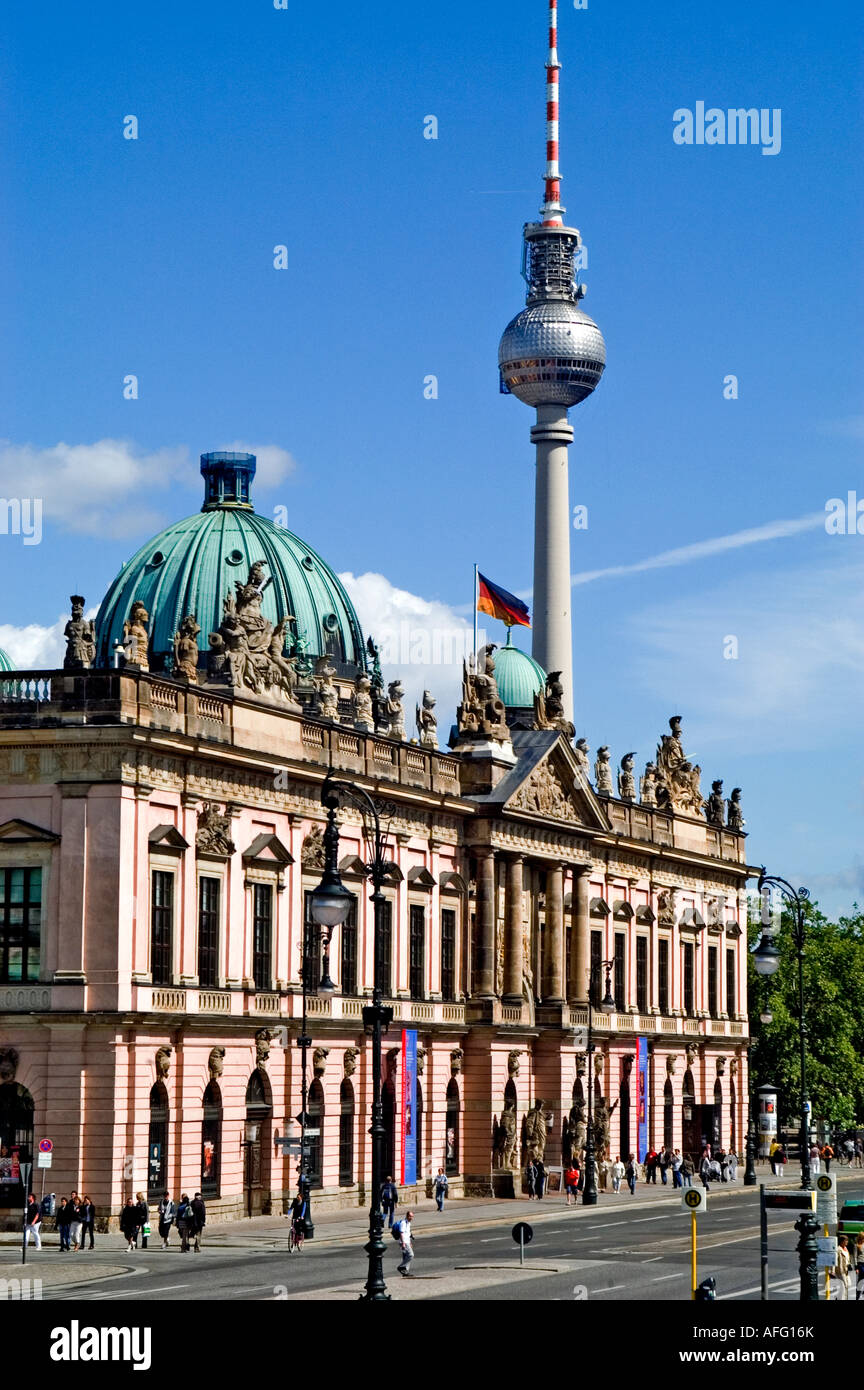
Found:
581,958 -> 616,1207
309,774 -> 395,1302
751,867 -> 812,1191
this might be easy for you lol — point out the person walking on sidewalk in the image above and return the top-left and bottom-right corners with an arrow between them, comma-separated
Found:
79,1196 -> 96,1250
727,1149 -> 739,1182
119,1198 -> 139,1252
855,1232 -> 864,1300
659,1148 -> 670,1186
855,1139 -> 864,1168
645,1147 -> 659,1184
564,1163 -> 580,1204
56,1197 -> 72,1252
610,1156 -> 625,1193
25,1193 -> 42,1250
681,1154 -> 694,1187
380,1175 -> 399,1229
821,1143 -> 833,1173
525,1159 -> 537,1198
535,1159 -> 547,1199
68,1191 -> 83,1251
671,1149 -> 683,1188
157,1192 -> 176,1249
135,1192 -> 150,1249
625,1155 -> 638,1195
176,1194 -> 193,1253
394,1209 -> 415,1277
191,1193 -> 206,1251
835,1235 -> 851,1300
433,1168 -> 448,1212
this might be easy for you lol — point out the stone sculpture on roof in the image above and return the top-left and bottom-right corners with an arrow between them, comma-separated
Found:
173,613 -> 201,683
727,787 -> 745,831
64,595 -> 95,670
123,600 -> 150,670
594,746 -> 613,795
533,670 -> 575,737
654,715 -> 704,816
618,752 -> 637,801
416,690 -> 438,747
457,645 -> 509,740
207,561 -> 302,709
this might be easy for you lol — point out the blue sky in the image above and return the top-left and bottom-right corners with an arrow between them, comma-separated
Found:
1,0 -> 862,914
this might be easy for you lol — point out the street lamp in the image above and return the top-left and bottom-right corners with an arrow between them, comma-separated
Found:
311,774 -> 395,1301
755,867 -> 811,1190
581,959 -> 616,1207
743,1043 -> 758,1186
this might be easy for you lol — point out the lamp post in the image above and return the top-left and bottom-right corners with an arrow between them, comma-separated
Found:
753,868 -> 811,1190
581,958 -> 616,1206
310,774 -> 394,1301
743,1043 -> 757,1186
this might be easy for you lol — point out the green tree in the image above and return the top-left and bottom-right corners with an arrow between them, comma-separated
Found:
748,904 -> 864,1129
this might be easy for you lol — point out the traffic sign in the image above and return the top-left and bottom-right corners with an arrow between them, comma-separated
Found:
38,1139 -> 53,1154
37,1152 -> 52,1169
512,1222 -> 534,1245
816,1236 -> 837,1269
682,1187 -> 706,1215
815,1173 -> 837,1224
762,1188 -> 816,1211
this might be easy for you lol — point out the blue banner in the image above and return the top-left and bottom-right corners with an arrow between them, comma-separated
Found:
401,1029 -> 418,1185
637,1036 -> 648,1162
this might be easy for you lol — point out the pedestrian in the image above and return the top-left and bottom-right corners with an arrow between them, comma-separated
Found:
659,1147 -> 670,1186
24,1193 -> 42,1250
157,1191 -> 176,1249
380,1175 -> 399,1229
433,1168 -> 448,1212
835,1235 -> 851,1301
135,1192 -> 150,1249
727,1149 -> 738,1182
610,1155 -> 625,1193
700,1155 -> 712,1190
843,1138 -> 854,1165
191,1193 -> 206,1252
175,1194 -> 193,1253
856,1139 -> 864,1169
624,1154 -> 637,1195
79,1195 -> 96,1250
119,1197 -> 139,1252
768,1139 -> 779,1176
394,1208 -> 415,1276
809,1143 -> 821,1176
821,1143 -> 833,1173
68,1191 -> 83,1251
717,1149 -> 728,1183
671,1149 -> 683,1188
681,1154 -> 694,1187
564,1163 -> 580,1205
855,1233 -> 864,1301
56,1197 -> 72,1252
645,1147 -> 658,1184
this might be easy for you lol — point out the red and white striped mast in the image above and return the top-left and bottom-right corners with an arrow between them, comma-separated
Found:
542,0 -> 565,226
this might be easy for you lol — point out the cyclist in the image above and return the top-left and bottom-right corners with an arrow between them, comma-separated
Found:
289,1190 -> 308,1250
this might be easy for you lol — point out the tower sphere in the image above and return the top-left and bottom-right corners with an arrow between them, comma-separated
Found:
498,299 -> 606,408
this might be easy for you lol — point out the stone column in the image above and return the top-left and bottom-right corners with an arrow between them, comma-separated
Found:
503,855 -> 524,1005
475,848 -> 497,998
568,865 -> 591,1005
541,863 -> 565,1004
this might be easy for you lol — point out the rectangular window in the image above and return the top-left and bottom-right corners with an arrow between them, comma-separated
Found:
340,898 -> 358,996
726,947 -> 736,1016
614,933 -> 626,1011
409,905 -> 425,1000
658,938 -> 670,1015
198,877 -> 220,989
708,945 -> 718,1018
0,867 -> 42,984
151,870 -> 173,986
253,883 -> 273,991
683,942 -> 694,1016
441,908 -> 456,1002
590,930 -> 602,1006
636,937 -> 648,1013
377,898 -> 393,995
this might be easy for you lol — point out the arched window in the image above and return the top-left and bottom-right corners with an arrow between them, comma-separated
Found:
0,1083 -> 34,1207
339,1080 -> 354,1188
730,1080 -> 737,1152
202,1081 -> 222,1198
664,1078 -> 674,1151
244,1069 -> 273,1218
148,1082 -> 169,1198
445,1079 -> 460,1176
619,1080 -> 631,1160
682,1068 -> 697,1160
308,1080 -> 325,1188
713,1079 -> 723,1150
572,1077 -> 584,1105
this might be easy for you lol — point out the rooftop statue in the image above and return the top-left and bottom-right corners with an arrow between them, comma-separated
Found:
655,715 -> 705,816
618,751 -> 637,801
123,600 -> 150,670
64,595 -> 95,670
573,737 -> 590,781
314,654 -> 339,721
706,779 -> 725,827
640,760 -> 658,806
173,613 -> 201,683
594,746 -> 613,795
207,562 -> 302,709
385,680 -> 406,741
534,670 -> 575,736
457,645 -> 509,740
353,672 -> 374,732
727,787 -> 745,832
416,690 -> 438,747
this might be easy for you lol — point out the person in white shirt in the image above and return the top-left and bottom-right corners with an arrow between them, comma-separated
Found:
610,1157 -> 625,1193
395,1209 -> 415,1276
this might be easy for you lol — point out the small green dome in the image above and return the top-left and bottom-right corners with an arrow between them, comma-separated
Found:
494,636 -> 546,708
94,452 -> 366,673
0,648 -> 13,673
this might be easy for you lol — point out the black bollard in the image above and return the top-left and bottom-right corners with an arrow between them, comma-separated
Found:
795,1209 -> 819,1302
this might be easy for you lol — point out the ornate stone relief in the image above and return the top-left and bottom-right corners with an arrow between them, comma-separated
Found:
510,758 -> 579,823
196,802 -> 236,858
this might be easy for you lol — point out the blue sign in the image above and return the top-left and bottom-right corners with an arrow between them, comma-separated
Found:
401,1029 -> 418,1186
636,1036 -> 648,1163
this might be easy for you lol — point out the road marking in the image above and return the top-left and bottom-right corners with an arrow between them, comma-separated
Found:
651,1272 -> 687,1282
88,1284 -> 190,1299
627,1215 -> 671,1224
591,1283 -> 630,1294
583,1220 -> 630,1229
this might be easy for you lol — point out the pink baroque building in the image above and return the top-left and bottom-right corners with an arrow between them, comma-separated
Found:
0,454 -> 753,1227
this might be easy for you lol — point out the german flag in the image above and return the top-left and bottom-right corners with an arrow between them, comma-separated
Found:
477,572 -> 530,628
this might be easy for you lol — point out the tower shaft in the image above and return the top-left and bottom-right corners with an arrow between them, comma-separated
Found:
531,404 -> 574,723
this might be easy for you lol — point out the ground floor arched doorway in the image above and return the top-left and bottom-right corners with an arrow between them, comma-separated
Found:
244,1069 -> 272,1217
0,1083 -> 33,1206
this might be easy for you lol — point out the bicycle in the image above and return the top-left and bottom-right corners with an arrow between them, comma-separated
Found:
288,1220 -> 305,1253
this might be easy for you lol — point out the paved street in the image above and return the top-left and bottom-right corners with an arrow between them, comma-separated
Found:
4,1169 -> 859,1303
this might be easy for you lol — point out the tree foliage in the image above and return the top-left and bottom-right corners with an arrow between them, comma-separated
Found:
748,904 -> 864,1127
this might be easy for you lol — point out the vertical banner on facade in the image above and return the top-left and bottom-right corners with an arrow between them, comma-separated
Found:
401,1029 -> 418,1185
637,1036 -> 648,1162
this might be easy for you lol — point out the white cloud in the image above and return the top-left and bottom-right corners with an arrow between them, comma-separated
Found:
0,615 -> 67,670
340,572 -> 486,741
0,438 -> 297,538
571,512 -> 826,587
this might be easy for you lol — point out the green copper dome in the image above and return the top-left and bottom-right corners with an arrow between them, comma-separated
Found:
0,648 -> 13,673
95,452 -> 366,674
494,634 -> 546,708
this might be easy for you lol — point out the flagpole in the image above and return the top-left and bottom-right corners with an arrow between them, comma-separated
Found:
473,563 -> 479,671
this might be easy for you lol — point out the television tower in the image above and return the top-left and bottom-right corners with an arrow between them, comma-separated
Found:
498,0 -> 606,725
